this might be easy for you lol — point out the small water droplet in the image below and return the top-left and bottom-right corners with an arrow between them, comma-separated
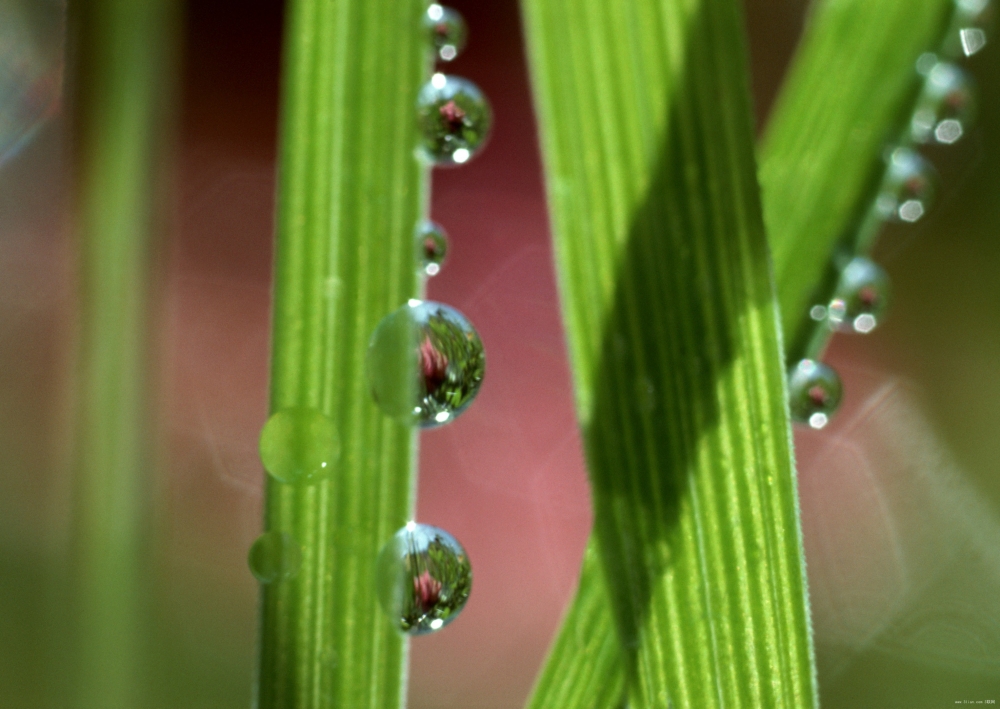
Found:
417,74 -> 492,166
416,221 -> 448,276
810,305 -> 828,322
788,359 -> 843,429
874,147 -> 938,223
366,300 -> 485,428
376,522 -> 472,635
424,4 -> 467,62
636,375 -> 655,413
248,531 -> 302,583
958,0 -> 991,20
259,408 -> 340,485
911,62 -> 976,145
828,257 -> 891,334
948,0 -> 994,57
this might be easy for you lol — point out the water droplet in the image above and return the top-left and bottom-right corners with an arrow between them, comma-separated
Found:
366,300 -> 485,428
417,74 -> 492,166
259,408 -> 339,485
0,2 -> 62,165
810,305 -> 828,322
248,531 -> 302,583
940,0 -> 994,56
416,221 -> 448,276
957,0 -> 991,21
911,62 -> 976,145
828,257 -> 891,334
874,147 -> 938,223
960,27 -> 988,55
376,522 -> 472,635
916,52 -> 940,76
424,4 -> 467,62
788,359 -> 843,429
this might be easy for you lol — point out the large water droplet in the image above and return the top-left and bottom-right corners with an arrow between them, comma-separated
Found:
417,74 -> 492,166
416,221 -> 448,276
248,530 -> 302,583
424,4 -> 467,62
0,1 -> 62,165
259,408 -> 339,485
911,62 -> 976,145
828,257 -> 891,334
874,147 -> 938,224
788,359 -> 843,430
366,300 -> 485,428
376,522 -> 472,635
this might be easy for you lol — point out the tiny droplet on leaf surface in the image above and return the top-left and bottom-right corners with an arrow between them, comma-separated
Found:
248,531 -> 302,583
259,408 -> 340,485
874,147 -> 938,224
424,4 -> 467,62
416,220 -> 448,276
910,62 -> 977,145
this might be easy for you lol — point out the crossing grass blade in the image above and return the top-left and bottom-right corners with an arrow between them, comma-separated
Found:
522,0 -> 954,706
521,0 -> 816,706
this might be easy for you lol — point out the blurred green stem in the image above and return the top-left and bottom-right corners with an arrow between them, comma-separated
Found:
69,0 -> 179,706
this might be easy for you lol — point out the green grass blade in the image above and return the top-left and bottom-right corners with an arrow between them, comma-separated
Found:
521,0 -> 815,707
761,0 -> 952,360
69,1 -> 180,706
525,0 -> 954,706
254,0 -> 429,707
525,541 -> 624,709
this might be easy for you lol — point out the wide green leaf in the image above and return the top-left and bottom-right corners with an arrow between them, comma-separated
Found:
254,0 -> 429,706
524,0 -> 954,706
521,0 -> 816,706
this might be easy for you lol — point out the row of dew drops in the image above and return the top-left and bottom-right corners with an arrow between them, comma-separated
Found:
249,4 -> 485,637
246,0 -> 994,634
789,0 -> 991,431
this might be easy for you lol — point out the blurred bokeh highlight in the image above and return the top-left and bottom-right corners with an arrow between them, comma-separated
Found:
1,0 -> 999,706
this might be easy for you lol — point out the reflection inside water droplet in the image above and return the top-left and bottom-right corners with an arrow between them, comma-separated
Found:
874,147 -> 938,224
366,300 -> 485,428
259,408 -> 340,485
376,522 -> 472,635
788,359 -> 843,429
0,1 -> 63,165
424,4 -> 467,62
911,62 -> 976,145
416,221 -> 448,276
248,530 -> 302,583
417,74 -> 492,166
